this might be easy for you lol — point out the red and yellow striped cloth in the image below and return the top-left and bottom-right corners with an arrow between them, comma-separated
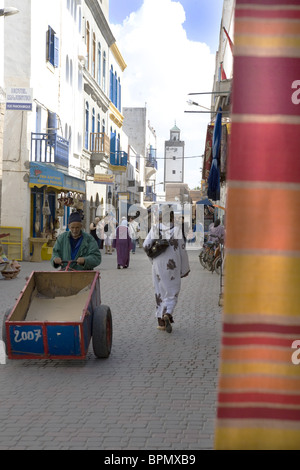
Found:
214,0 -> 300,450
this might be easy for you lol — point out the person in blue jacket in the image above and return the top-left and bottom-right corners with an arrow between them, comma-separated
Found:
51,211 -> 101,271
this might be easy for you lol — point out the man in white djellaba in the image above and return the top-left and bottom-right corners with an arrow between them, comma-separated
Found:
143,206 -> 190,333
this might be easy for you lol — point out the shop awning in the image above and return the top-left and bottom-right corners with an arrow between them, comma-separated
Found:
29,162 -> 85,194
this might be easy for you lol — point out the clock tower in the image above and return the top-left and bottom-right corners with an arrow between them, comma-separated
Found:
164,124 -> 184,185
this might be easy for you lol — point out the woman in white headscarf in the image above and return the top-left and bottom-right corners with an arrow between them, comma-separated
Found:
143,208 -> 190,333
112,218 -> 132,269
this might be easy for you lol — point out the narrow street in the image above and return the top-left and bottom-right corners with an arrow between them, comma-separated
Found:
0,248 -> 222,450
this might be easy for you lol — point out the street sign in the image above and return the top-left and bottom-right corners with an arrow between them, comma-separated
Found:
6,87 -> 33,111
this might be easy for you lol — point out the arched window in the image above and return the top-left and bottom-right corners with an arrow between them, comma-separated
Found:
85,101 -> 89,149
78,6 -> 81,33
114,71 -> 118,107
86,21 -> 90,70
102,51 -> 106,91
92,32 -> 96,78
118,77 -> 121,111
110,65 -> 114,102
70,59 -> 73,85
74,0 -> 77,21
97,42 -> 101,86
91,108 -> 95,150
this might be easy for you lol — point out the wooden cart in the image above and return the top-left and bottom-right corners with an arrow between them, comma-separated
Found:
2,267 -> 112,360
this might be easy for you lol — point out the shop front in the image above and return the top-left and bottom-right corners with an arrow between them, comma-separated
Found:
29,162 -> 85,261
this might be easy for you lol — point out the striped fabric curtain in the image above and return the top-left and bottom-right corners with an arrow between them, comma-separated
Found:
214,0 -> 300,450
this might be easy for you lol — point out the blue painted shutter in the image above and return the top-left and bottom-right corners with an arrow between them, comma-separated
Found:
54,36 -> 59,67
118,81 -> 121,111
110,68 -> 113,101
110,132 -> 116,165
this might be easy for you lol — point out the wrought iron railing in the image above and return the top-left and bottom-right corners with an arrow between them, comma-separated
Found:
110,150 -> 128,167
31,133 -> 69,168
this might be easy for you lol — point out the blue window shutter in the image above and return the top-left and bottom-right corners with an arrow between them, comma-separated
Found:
110,68 -> 113,101
118,81 -> 121,111
54,36 -> 59,67
113,75 -> 116,107
46,27 -> 51,62
110,132 -> 116,165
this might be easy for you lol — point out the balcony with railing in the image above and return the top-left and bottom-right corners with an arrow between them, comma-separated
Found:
89,132 -> 110,171
109,150 -> 128,172
145,146 -> 157,178
31,132 -> 69,168
144,185 -> 157,202
90,132 -> 110,156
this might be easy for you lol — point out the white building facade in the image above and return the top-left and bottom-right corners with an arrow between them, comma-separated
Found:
122,107 -> 157,207
1,0 -> 128,260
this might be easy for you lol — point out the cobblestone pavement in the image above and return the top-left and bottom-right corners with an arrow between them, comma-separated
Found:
0,247 -> 223,450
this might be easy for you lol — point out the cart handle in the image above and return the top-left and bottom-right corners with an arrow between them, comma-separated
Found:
60,260 -> 78,271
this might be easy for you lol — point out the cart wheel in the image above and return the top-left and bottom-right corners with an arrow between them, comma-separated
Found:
92,305 -> 112,359
2,308 -> 11,353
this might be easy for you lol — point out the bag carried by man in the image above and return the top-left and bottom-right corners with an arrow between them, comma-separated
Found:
144,230 -> 169,259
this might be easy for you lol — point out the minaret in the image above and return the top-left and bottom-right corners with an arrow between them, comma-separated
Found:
164,123 -> 184,185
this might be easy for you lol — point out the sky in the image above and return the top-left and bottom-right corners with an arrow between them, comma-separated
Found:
109,0 -> 224,190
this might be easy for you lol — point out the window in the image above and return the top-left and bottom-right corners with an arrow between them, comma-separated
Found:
66,55 -> 69,82
86,21 -> 90,70
173,156 -> 176,160
85,102 -> 89,149
78,6 -> 82,34
97,42 -> 101,86
110,67 -> 121,110
172,170 -> 176,174
46,26 -> 59,67
110,65 -> 114,102
118,77 -> 121,111
92,108 -> 95,149
70,59 -> 73,85
103,51 -> 106,91
92,33 -> 96,78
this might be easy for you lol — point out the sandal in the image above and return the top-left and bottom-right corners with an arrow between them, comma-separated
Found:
157,318 -> 165,331
163,314 -> 172,333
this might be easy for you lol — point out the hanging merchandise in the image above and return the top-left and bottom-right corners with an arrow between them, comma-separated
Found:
42,195 -> 51,215
207,108 -> 222,201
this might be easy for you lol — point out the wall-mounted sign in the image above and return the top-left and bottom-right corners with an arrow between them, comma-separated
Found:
6,87 -> 33,111
94,174 -> 115,184
29,162 -> 85,193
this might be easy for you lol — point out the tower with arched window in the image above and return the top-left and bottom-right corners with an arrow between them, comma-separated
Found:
164,124 -> 184,184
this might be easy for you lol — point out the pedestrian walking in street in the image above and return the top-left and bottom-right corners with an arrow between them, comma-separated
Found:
113,218 -> 132,269
103,214 -> 114,255
143,207 -> 190,333
89,216 -> 103,249
128,216 -> 140,254
51,211 -> 101,271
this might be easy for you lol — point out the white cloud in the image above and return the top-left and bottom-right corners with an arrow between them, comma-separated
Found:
112,0 -> 216,189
